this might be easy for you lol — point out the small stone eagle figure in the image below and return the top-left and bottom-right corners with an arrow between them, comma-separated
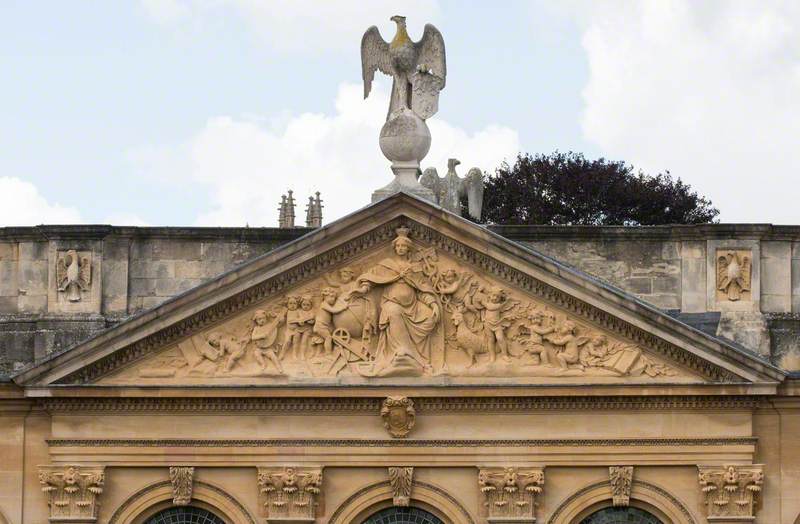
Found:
717,251 -> 751,301
420,158 -> 485,220
361,15 -> 446,120
56,249 -> 91,302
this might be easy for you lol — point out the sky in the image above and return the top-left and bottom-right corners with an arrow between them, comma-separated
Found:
1,1 -> 799,226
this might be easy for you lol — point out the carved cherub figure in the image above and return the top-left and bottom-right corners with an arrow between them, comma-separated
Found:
519,308 -> 557,365
250,309 -> 284,373
480,286 -> 518,362
284,296 -> 304,360
579,334 -> 612,368
313,287 -> 348,356
206,332 -> 247,372
293,295 -> 316,359
546,319 -> 589,370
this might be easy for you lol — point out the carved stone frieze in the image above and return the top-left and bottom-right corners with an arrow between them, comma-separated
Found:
716,250 -> 752,302
94,225 -> 700,386
169,466 -> 194,506
257,466 -> 323,523
698,464 -> 763,520
38,464 -> 105,522
388,467 -> 414,506
478,466 -> 544,523
381,396 -> 416,438
609,466 -> 633,507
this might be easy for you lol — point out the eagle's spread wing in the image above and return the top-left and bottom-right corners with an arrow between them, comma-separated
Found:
79,256 -> 91,287
419,167 -> 441,204
740,256 -> 751,291
56,258 -> 68,290
461,167 -> 484,221
716,255 -> 730,291
361,26 -> 392,99
415,24 -> 446,86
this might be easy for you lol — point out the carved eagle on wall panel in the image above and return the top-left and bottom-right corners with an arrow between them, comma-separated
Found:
717,251 -> 751,301
56,250 -> 91,302
361,15 -> 446,120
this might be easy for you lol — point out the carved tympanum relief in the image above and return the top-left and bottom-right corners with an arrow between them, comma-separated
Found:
716,250 -> 752,302
102,227 -> 686,385
698,464 -> 763,519
609,466 -> 633,507
55,249 -> 91,303
169,466 -> 194,506
257,466 -> 323,522
388,467 -> 414,506
39,465 -> 105,522
478,467 -> 544,522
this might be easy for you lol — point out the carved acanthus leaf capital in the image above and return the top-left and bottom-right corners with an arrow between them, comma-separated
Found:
257,466 -> 323,523
478,466 -> 544,522
388,467 -> 414,506
609,466 -> 633,507
38,464 -> 105,523
169,466 -> 194,506
698,464 -> 763,520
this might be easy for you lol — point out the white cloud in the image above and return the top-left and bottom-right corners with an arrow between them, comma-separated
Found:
140,0 -> 441,52
0,177 -> 83,225
574,1 -> 800,223
132,82 -> 519,226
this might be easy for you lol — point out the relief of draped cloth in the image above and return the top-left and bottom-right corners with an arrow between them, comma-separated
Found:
357,256 -> 440,374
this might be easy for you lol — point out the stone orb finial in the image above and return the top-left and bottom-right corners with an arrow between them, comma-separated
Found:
379,108 -> 431,166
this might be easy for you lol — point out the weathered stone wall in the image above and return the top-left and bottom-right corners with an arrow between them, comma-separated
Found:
0,226 -> 309,377
1,223 -> 799,378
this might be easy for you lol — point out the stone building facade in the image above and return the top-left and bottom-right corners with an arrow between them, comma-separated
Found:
1,194 -> 799,523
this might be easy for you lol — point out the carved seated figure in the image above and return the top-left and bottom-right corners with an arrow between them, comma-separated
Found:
519,309 -> 556,365
347,228 -> 440,375
546,319 -> 588,370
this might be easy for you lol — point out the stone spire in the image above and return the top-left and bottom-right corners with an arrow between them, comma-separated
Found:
278,190 -> 296,228
305,192 -> 323,228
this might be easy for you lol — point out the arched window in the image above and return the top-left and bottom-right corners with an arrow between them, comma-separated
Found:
144,506 -> 225,524
579,506 -> 663,524
363,507 -> 445,524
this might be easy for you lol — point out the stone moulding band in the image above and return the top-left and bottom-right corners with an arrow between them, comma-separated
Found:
46,437 -> 757,448
39,395 -> 761,413
57,218 -> 739,385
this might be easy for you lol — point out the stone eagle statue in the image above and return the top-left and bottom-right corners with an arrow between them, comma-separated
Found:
420,159 -> 484,220
56,249 -> 91,302
361,15 -> 446,120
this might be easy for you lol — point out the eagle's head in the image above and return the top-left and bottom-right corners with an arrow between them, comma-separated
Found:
390,15 -> 407,26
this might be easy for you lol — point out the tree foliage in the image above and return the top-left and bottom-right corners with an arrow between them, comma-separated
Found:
480,152 -> 719,225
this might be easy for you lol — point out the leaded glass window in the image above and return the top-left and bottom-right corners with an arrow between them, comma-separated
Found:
362,506 -> 444,524
144,506 -> 226,524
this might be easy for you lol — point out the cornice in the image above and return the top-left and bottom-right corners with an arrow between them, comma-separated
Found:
52,217 -> 742,385
39,395 -> 760,413
47,437 -> 757,448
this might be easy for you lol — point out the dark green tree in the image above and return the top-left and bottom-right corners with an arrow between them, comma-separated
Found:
480,152 -> 719,225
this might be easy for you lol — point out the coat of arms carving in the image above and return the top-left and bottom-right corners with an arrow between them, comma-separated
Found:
381,396 -> 416,438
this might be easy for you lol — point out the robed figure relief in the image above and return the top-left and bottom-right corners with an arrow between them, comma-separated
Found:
347,227 -> 441,376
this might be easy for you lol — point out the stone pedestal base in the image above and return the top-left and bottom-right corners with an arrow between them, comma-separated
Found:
371,164 -> 436,204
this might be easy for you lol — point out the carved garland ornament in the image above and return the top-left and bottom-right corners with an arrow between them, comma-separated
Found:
609,466 -> 633,507
478,466 -> 544,522
60,219 -> 738,384
388,467 -> 414,506
38,465 -> 105,523
257,466 -> 323,522
169,466 -> 194,506
698,464 -> 763,519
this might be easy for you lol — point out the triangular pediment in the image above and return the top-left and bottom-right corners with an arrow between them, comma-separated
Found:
14,193 -> 784,388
